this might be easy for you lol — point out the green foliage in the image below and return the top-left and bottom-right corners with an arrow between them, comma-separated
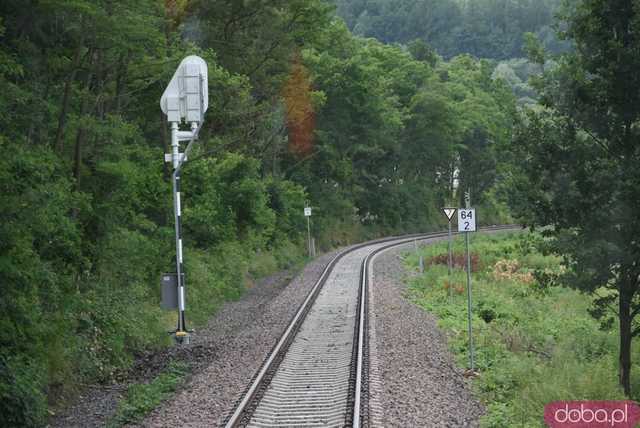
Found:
0,140 -> 84,426
0,356 -> 47,428
92,144 -> 169,234
294,26 -> 515,240
183,153 -> 277,248
0,1 -> 321,422
408,39 -> 439,67
185,244 -> 247,326
491,58 -> 541,106
332,0 -> 568,60
107,361 -> 189,427
265,177 -> 307,243
407,232 -> 627,427
195,0 -> 333,99
508,0 -> 640,395
76,228 -> 170,380
475,188 -> 514,225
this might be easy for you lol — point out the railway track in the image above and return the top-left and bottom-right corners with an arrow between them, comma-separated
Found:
225,226 -> 514,428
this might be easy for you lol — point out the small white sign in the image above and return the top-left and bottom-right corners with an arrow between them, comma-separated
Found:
442,207 -> 456,221
458,208 -> 476,232
304,207 -> 312,217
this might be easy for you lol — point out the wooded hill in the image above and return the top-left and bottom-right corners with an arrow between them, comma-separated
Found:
333,0 -> 568,59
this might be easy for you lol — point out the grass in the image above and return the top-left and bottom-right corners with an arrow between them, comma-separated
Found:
405,231 -> 630,427
107,361 -> 190,427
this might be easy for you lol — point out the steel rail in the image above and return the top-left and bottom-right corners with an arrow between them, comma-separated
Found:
352,225 -> 517,427
352,232 -> 451,427
226,225 -> 518,427
224,246 -> 344,426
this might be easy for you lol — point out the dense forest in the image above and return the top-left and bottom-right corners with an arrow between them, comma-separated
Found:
332,0 -> 569,59
2,0 -> 639,426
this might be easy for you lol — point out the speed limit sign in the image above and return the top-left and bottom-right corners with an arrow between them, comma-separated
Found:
458,209 -> 476,232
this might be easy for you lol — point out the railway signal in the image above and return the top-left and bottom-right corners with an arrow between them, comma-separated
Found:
160,55 -> 209,344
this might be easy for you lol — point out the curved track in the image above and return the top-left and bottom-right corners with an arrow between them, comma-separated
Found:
225,227 -> 514,427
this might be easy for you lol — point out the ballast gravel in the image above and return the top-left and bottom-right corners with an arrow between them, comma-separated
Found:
369,239 -> 484,427
51,233 -> 490,427
136,250 -> 342,427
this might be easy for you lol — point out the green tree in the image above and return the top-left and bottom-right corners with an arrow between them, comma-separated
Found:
509,0 -> 640,395
444,56 -> 515,205
408,39 -> 439,67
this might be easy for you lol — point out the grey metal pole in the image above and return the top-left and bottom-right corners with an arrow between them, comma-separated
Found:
414,239 -> 424,273
448,220 -> 453,300
464,189 -> 474,370
306,215 -> 311,257
465,231 -> 474,371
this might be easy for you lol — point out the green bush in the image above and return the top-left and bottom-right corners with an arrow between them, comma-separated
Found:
183,153 -> 277,248
0,142 -> 85,424
72,228 -> 170,381
108,361 -> 189,427
0,138 -> 312,425
273,239 -> 307,270
475,187 -> 513,226
0,356 -> 47,428
265,177 -> 307,244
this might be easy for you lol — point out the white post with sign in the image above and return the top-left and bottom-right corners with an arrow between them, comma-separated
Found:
304,205 -> 312,257
160,55 -> 208,344
458,190 -> 476,371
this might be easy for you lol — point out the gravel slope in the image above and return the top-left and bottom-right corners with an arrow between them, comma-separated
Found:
370,239 -> 484,427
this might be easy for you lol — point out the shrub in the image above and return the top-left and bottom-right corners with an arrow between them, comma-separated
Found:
107,361 -> 189,427
0,356 -> 47,428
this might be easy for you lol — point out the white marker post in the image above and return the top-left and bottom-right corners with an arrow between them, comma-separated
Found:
304,205 -> 312,257
442,207 -> 457,300
413,238 -> 424,273
160,56 -> 208,344
458,190 -> 476,371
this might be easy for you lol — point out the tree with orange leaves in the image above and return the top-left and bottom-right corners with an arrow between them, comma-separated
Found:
165,0 -> 189,31
282,57 -> 316,157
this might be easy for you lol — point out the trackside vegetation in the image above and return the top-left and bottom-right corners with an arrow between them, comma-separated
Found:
406,232 -> 638,427
6,0 -> 622,425
107,361 -> 190,428
508,0 -> 640,397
